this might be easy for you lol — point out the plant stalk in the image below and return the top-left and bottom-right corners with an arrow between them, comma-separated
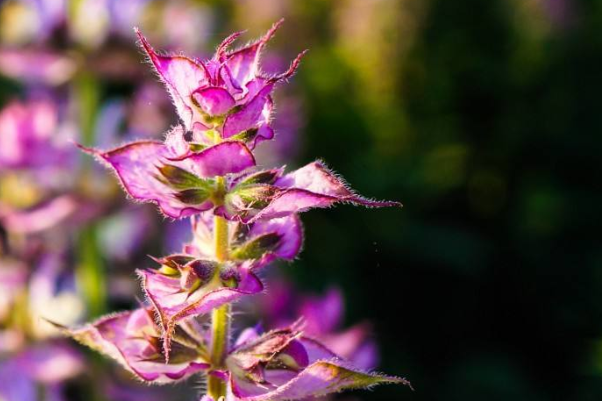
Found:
207,182 -> 230,399
74,70 -> 106,318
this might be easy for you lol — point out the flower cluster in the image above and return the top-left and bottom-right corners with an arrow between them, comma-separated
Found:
63,21 -> 409,400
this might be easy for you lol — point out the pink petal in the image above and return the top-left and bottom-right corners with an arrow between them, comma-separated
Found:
86,140 -> 211,219
230,361 -> 410,401
192,86 -> 236,116
234,327 -> 262,348
347,335 -> 379,371
14,343 -> 83,384
247,188 -> 338,221
221,19 -> 284,89
275,161 -> 354,197
318,324 -> 379,370
66,309 -> 209,383
176,141 -> 256,177
222,84 -> 273,139
0,195 -> 78,233
299,287 -> 344,335
136,29 -> 209,129
247,215 -> 303,260
298,337 -> 341,362
0,49 -> 76,85
251,124 -> 275,149
164,126 -> 192,157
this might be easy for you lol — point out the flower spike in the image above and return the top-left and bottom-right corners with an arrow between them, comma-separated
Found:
69,21 -> 409,401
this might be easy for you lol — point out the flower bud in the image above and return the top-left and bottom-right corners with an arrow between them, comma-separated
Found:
179,260 -> 217,292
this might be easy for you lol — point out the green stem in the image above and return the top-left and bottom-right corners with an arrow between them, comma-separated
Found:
77,224 -> 106,318
208,302 -> 230,398
74,69 -> 106,318
207,184 -> 231,399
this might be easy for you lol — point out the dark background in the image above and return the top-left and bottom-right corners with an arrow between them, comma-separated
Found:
283,0 -> 602,399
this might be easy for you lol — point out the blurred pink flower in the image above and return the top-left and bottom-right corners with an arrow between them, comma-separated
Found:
259,280 -> 380,371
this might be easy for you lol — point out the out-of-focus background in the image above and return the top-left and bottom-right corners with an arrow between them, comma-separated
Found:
1,0 -> 601,400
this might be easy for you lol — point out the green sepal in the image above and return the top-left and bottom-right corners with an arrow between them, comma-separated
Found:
189,143 -> 207,152
235,169 -> 281,187
175,188 -> 212,205
159,265 -> 180,276
228,128 -> 258,143
156,164 -> 214,190
226,185 -> 277,210
231,233 -> 282,260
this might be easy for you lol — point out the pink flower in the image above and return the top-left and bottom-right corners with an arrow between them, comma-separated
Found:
82,126 -> 256,219
259,282 -> 380,371
224,323 -> 410,400
136,19 -> 306,149
140,213 -> 303,353
63,308 -> 210,383
0,99 -> 74,170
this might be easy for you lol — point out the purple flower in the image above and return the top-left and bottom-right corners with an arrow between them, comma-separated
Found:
259,281 -> 379,371
0,99 -> 74,170
139,256 -> 263,356
0,195 -> 79,234
140,214 -> 303,353
0,97 -> 83,234
65,22 -> 409,401
63,308 -> 210,383
136,19 -> 306,149
0,342 -> 83,401
298,288 -> 378,370
83,126 -> 256,219
11,342 -> 84,384
0,49 -> 76,85
224,324 -> 410,400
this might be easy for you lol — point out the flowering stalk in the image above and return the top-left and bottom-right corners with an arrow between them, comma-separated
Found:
209,189 -> 231,398
208,303 -> 230,398
63,21 -> 411,401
